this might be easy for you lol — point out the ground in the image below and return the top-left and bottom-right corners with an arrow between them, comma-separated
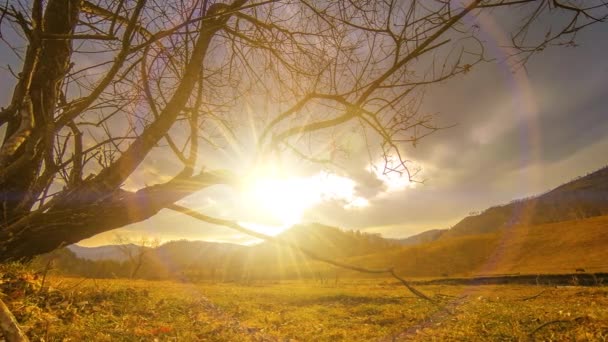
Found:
1,266 -> 607,341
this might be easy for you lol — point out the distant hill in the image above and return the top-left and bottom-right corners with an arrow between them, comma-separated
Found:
66,223 -> 398,280
393,229 -> 447,246
62,166 -> 608,280
374,165 -> 608,246
61,214 -> 608,280
68,244 -> 142,262
154,240 -> 243,262
268,223 -> 396,258
440,165 -> 608,239
349,215 -> 608,277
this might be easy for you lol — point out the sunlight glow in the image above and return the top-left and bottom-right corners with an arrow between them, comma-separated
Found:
369,162 -> 412,192
242,168 -> 369,233
238,222 -> 288,237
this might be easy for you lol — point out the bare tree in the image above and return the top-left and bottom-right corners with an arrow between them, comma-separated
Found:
113,234 -> 159,279
0,0 -> 606,261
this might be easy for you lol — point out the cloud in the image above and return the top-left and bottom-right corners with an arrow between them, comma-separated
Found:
77,18 -> 608,245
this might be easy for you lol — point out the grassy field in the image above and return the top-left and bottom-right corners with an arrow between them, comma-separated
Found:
2,265 -> 607,341
346,215 -> 608,278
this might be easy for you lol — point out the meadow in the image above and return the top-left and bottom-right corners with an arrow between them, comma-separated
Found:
2,263 -> 607,341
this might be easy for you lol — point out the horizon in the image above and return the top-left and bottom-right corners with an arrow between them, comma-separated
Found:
76,163 -> 608,248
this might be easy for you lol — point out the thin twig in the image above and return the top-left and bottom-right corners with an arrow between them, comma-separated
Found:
167,204 -> 435,303
519,289 -> 547,301
528,316 -> 589,340
528,319 -> 570,339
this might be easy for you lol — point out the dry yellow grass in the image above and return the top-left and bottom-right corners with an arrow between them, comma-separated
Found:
347,215 -> 608,278
489,215 -> 608,274
2,261 -> 608,341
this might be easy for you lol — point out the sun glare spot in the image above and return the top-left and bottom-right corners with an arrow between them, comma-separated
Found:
242,168 -> 368,234
247,177 -> 318,227
238,222 -> 288,237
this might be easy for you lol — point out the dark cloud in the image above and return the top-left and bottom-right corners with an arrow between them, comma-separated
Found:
297,22 -> 608,239
350,169 -> 386,198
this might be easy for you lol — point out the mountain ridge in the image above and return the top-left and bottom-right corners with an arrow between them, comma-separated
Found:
62,164 -> 608,279
397,165 -> 608,244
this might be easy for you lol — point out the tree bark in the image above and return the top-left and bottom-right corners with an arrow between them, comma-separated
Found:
0,171 -> 235,261
0,0 -> 81,222
0,1 -> 244,262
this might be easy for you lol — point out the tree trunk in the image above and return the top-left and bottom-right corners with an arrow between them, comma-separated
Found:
1,0 -> 81,222
0,171 -> 234,262
0,0 -> 243,262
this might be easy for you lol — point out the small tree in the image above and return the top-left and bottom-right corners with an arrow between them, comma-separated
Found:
0,0 -> 606,261
113,234 -> 159,279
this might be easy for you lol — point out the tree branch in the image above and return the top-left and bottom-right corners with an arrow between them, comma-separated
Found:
167,203 -> 436,303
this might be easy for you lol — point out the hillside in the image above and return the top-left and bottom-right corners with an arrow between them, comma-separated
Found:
65,223 -> 397,280
62,215 -> 608,280
348,215 -> 608,278
441,165 -> 608,239
67,244 -> 144,262
483,215 -> 608,274
394,229 -> 447,246
268,223 -> 395,258
62,167 -> 608,280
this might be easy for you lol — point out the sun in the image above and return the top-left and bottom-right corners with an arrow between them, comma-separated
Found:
240,165 -> 369,235
246,177 -> 319,227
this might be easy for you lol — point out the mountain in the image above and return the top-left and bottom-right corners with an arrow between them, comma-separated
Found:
67,244 -> 142,262
63,165 -> 608,280
55,214 -> 608,279
69,223 -> 397,261
148,240 -> 246,277
66,223 -> 398,280
393,229 -> 447,246
154,240 -> 243,263
350,214 -> 608,277
268,223 -> 396,258
440,165 -> 608,239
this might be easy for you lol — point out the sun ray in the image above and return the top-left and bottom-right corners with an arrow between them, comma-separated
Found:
239,163 -> 369,235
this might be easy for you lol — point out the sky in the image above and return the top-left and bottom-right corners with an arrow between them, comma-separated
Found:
78,17 -> 608,247
1,3 -> 607,247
